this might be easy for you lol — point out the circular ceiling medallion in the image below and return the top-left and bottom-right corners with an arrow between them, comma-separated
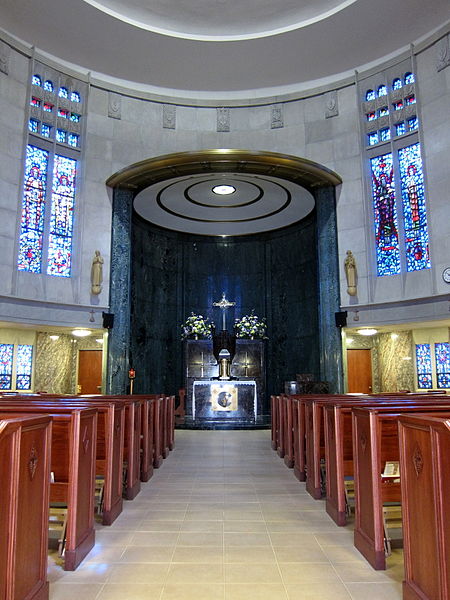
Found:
134,172 -> 315,236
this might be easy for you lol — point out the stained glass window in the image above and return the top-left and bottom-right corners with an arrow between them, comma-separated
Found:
31,97 -> 41,108
380,128 -> 391,142
408,117 -> 418,131
29,118 -> 39,133
70,113 -> 80,122
393,101 -> 403,111
17,145 -> 49,273
435,343 -> 450,388
404,72 -> 415,84
71,91 -> 81,103
41,123 -> 51,138
398,143 -> 430,272
416,344 -> 432,389
378,85 -> 387,96
43,103 -> 53,113
405,95 -> 416,105
16,345 -> 33,390
368,132 -> 379,146
0,344 -> 14,390
370,153 -> 401,276
47,154 -> 77,277
58,108 -> 69,118
379,106 -> 389,117
393,78 -> 402,90
44,80 -> 54,92
56,129 -> 67,143
366,90 -> 376,101
395,122 -> 406,136
67,133 -> 79,148
367,112 -> 377,121
32,75 -> 42,86
59,87 -> 69,99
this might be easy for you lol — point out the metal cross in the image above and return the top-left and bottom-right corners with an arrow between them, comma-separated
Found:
213,292 -> 236,330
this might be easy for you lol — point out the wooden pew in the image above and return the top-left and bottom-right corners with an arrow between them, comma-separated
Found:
152,395 -> 164,468
398,414 -> 450,600
270,395 -> 278,451
0,406 -> 98,571
323,396 -> 450,527
2,396 -> 125,526
352,404 -> 450,570
0,414 -> 52,600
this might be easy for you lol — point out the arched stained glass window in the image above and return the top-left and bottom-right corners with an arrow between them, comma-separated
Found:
0,344 -> 14,389
16,345 -> 33,390
398,143 -> 430,272
32,74 -> 42,86
370,153 -> 401,276
435,343 -> 450,388
416,344 -> 432,389
47,154 -> 77,277
404,72 -> 415,84
44,80 -> 54,92
377,85 -> 387,96
392,78 -> 402,90
18,145 -> 49,273
366,90 -> 376,101
59,87 -> 69,99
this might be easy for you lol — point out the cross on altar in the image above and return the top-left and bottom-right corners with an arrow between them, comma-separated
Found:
213,293 -> 236,330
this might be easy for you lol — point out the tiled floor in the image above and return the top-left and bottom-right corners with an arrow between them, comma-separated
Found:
48,430 -> 403,599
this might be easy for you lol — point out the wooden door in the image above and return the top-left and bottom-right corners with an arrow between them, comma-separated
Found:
347,349 -> 372,393
78,350 -> 103,394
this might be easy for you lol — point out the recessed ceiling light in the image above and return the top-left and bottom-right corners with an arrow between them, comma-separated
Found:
49,335 -> 59,341
212,184 -> 236,195
357,328 -> 378,336
96,338 -> 103,343
72,329 -> 91,337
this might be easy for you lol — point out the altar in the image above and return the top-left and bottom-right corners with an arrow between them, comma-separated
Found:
184,339 -> 265,428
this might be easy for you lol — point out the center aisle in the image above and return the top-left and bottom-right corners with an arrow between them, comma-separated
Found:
48,430 -> 403,600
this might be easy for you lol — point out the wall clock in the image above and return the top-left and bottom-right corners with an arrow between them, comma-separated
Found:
442,267 -> 450,283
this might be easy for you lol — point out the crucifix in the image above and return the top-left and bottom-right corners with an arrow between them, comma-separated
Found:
213,292 -> 236,330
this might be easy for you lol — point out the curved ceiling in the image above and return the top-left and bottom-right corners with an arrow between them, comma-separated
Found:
2,0 -> 448,99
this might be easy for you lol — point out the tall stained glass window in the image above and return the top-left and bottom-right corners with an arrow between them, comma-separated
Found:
0,344 -> 14,389
16,345 -> 33,390
435,343 -> 450,389
415,344 -> 432,389
370,153 -> 401,276
398,143 -> 430,272
18,145 -> 49,273
47,155 -> 77,276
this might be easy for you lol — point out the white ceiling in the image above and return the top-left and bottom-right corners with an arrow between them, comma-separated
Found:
2,0 -> 449,100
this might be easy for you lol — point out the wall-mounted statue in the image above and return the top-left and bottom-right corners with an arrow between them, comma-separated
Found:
91,250 -> 104,295
344,250 -> 357,296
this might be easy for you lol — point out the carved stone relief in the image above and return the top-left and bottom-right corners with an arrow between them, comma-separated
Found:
436,34 -> 450,72
217,107 -> 230,132
271,104 -> 284,129
163,104 -> 176,129
108,92 -> 122,120
325,90 -> 339,118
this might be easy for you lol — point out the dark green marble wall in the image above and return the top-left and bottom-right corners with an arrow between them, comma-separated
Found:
130,213 -> 319,411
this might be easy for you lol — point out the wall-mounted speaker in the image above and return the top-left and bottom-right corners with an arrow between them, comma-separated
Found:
335,311 -> 347,328
102,312 -> 114,329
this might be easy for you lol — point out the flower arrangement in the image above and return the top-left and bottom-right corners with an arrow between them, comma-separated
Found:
180,312 -> 213,340
234,311 -> 268,339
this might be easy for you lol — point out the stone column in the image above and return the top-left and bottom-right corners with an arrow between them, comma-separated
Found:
314,184 -> 344,393
106,187 -> 134,394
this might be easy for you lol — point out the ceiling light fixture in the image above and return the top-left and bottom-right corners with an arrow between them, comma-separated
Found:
49,335 -> 59,341
72,329 -> 91,337
357,328 -> 378,336
212,184 -> 236,195
96,338 -> 103,343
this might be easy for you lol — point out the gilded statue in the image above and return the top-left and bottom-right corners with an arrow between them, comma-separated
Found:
344,250 -> 357,296
91,250 -> 104,295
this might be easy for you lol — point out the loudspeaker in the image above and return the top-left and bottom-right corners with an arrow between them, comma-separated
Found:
102,312 -> 114,329
335,311 -> 347,328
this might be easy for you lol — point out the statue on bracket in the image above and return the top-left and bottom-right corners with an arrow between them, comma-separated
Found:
344,250 -> 357,296
91,250 -> 104,295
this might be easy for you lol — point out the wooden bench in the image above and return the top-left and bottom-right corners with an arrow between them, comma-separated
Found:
0,414 -> 52,600
0,406 -> 97,571
2,396 -> 125,526
398,414 -> 450,600
352,404 -> 450,570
